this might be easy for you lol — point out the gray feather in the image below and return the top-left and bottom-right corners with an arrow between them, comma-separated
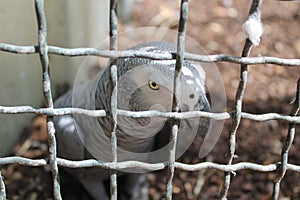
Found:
53,41 -> 211,199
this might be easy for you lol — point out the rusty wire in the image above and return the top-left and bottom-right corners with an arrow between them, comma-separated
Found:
0,0 -> 300,199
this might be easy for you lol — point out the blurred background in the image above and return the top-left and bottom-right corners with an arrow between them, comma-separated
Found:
0,0 -> 109,157
1,0 -> 300,199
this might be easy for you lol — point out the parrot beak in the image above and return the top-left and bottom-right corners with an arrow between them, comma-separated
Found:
201,95 -> 211,112
180,94 -> 211,112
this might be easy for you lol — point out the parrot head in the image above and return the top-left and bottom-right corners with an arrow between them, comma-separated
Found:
113,42 -> 210,139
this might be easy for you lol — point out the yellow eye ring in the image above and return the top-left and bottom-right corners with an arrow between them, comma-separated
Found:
148,80 -> 159,90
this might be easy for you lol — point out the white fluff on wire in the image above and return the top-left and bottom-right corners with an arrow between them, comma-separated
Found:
242,10 -> 264,46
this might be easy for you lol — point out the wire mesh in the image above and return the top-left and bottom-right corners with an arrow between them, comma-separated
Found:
0,0 -> 299,200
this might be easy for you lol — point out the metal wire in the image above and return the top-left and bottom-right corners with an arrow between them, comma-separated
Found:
220,1 -> 262,198
1,157 -> 300,173
0,0 -> 299,200
1,43 -> 300,66
2,106 -> 300,123
109,0 -> 118,199
272,78 -> 300,200
163,1 -> 189,199
34,0 -> 61,199
0,171 -> 6,200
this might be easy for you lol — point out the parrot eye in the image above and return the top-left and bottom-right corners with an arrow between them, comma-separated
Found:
189,94 -> 195,99
148,80 -> 159,90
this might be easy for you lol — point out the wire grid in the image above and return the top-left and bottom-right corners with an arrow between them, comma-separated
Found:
0,0 -> 300,199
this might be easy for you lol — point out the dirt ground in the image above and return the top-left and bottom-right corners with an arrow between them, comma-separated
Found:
2,0 -> 300,199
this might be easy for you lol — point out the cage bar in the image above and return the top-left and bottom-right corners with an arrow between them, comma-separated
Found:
34,0 -> 62,199
220,0 -> 262,199
1,42 -> 300,66
164,0 -> 189,199
271,77 -> 300,200
109,0 -> 119,199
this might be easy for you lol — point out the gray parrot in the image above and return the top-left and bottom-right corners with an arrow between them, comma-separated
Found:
53,41 -> 211,200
